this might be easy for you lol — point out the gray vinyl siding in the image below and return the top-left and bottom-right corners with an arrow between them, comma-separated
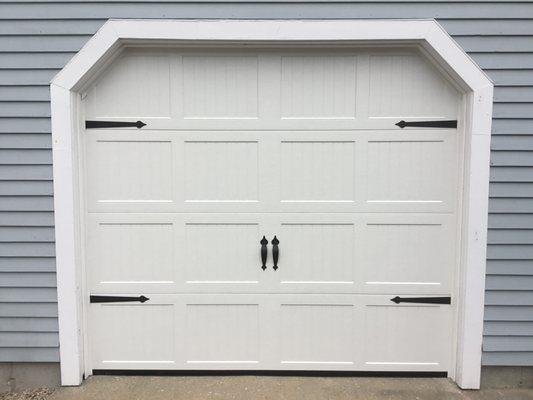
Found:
0,1 -> 531,366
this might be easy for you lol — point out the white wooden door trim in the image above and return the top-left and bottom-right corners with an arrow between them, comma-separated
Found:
50,19 -> 493,388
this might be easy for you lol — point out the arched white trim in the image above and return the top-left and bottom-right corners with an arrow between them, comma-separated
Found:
50,19 -> 493,388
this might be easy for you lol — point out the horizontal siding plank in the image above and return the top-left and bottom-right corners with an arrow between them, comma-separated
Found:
455,36 -> 533,53
484,336 -> 533,352
0,165 -> 52,180
0,242 -> 55,257
0,332 -> 58,348
484,321 -> 533,335
473,54 -> 533,70
490,167 -> 533,182
0,69 -> 57,86
490,183 -> 533,197
491,151 -> 533,166
0,36 -> 89,52
0,197 -> 54,211
1,3 -> 533,19
0,118 -> 50,133
0,19 -> 103,35
494,87 -> 533,103
0,133 -> 51,149
0,288 -> 57,303
0,149 -> 51,164
487,244 -> 533,259
486,70 -> 533,86
491,136 -> 533,151
0,53 -> 74,69
0,347 -> 58,362
485,306 -> 533,321
0,181 -> 54,196
485,291 -> 533,306
489,213 -> 533,228
0,272 -> 56,287
442,20 -> 533,36
0,226 -> 54,242
0,302 -> 57,317
0,258 -> 55,273
492,119 -> 533,135
488,229 -> 533,244
487,260 -> 533,276
482,352 -> 533,366
493,104 -> 533,119
0,86 -> 50,102
489,199 -> 533,213
0,102 -> 51,117
0,212 -> 54,226
486,275 -> 533,290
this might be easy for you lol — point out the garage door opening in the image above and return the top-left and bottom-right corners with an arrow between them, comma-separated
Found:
50,19 -> 493,388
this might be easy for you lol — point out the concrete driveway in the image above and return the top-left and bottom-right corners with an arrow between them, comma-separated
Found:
44,376 -> 533,400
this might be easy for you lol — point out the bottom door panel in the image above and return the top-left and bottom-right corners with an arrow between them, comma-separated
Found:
88,295 -> 452,372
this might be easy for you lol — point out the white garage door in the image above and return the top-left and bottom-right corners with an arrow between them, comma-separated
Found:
82,48 -> 461,373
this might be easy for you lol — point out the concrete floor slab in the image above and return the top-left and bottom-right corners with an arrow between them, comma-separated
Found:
46,376 -> 533,400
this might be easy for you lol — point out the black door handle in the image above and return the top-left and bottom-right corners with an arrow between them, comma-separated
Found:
272,236 -> 279,271
260,236 -> 268,270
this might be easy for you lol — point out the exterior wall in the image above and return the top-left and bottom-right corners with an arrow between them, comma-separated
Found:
0,1 -> 532,366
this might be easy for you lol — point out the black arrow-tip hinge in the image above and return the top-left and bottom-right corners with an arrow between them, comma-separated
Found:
90,295 -> 149,303
396,120 -> 457,129
391,296 -> 451,305
85,120 -> 146,129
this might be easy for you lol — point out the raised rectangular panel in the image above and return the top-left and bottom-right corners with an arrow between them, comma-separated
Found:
87,140 -> 172,203
89,222 -> 174,288
185,304 -> 259,363
280,304 -> 354,364
281,56 -> 357,119
86,55 -> 171,118
279,223 -> 354,284
363,222 -> 452,292
184,141 -> 258,202
368,55 -> 458,118
362,303 -> 450,370
185,223 -> 259,283
281,141 -> 355,201
182,56 -> 258,118
91,304 -> 175,366
367,141 -> 448,202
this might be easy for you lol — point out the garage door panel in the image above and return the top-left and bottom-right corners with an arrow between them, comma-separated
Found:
280,140 -> 356,202
184,140 -> 259,202
87,215 -> 178,293
85,54 -> 172,119
278,302 -> 356,367
89,302 -> 176,369
182,55 -> 259,119
361,298 -> 452,371
266,214 -> 356,293
280,55 -> 357,119
368,54 -> 459,119
360,215 -> 455,294
85,137 -> 174,208
365,136 -> 457,212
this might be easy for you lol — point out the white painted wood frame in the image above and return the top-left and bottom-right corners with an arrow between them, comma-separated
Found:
50,19 -> 493,389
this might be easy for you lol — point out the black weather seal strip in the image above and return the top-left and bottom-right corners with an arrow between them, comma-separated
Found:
92,370 -> 447,378
85,120 -> 146,129
395,120 -> 457,129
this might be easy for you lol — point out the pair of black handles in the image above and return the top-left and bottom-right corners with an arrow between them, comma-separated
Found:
260,236 -> 279,271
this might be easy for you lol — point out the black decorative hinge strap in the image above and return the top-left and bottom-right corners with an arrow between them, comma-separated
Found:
395,120 -> 457,129
90,295 -> 149,303
85,120 -> 146,129
390,296 -> 451,305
